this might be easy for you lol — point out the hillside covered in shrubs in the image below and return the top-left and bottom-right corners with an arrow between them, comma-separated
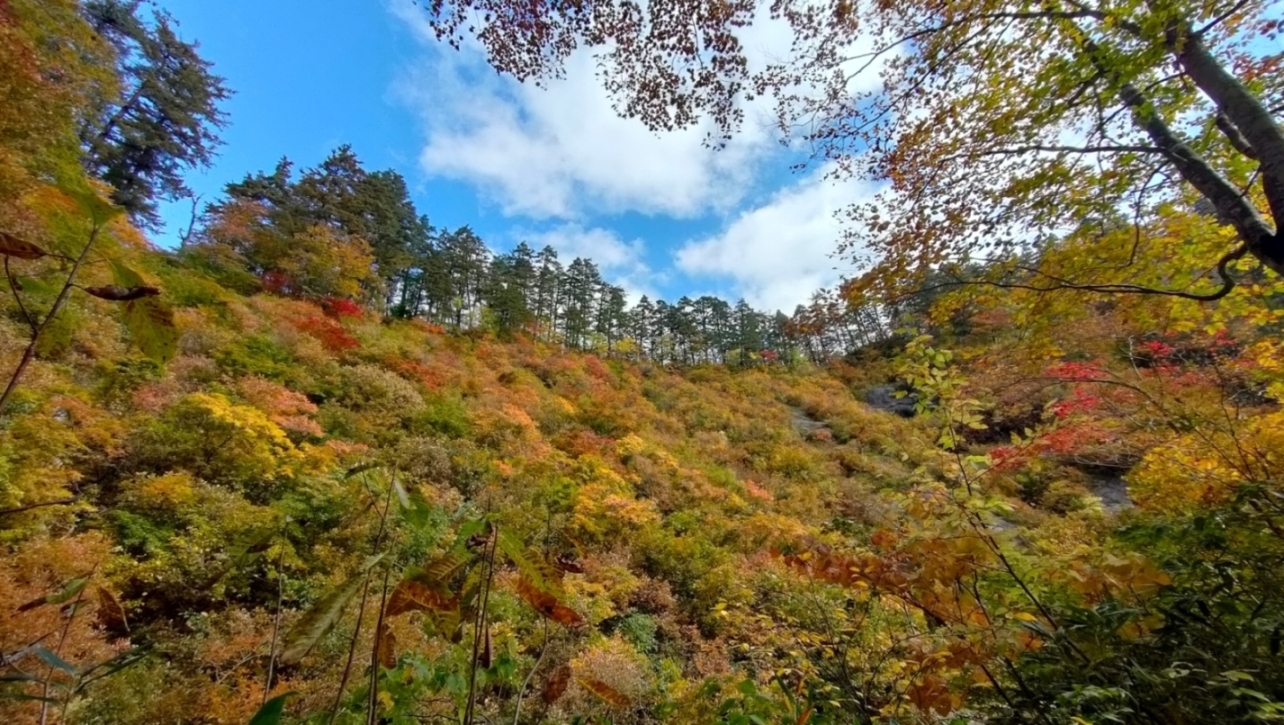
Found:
6,1 -> 1284,723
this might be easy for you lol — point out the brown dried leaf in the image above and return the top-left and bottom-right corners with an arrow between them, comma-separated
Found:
82,285 -> 161,302
516,576 -> 584,628
553,553 -> 584,574
542,665 -> 571,704
385,579 -> 459,617
376,623 -> 397,669
423,552 -> 470,587
95,586 -> 129,635
0,231 -> 47,260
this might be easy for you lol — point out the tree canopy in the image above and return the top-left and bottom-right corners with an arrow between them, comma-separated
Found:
417,0 -> 1284,302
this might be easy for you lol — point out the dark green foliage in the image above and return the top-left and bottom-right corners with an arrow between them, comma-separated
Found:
992,487 -> 1284,724
247,693 -> 294,725
79,0 -> 230,225
616,613 -> 658,652
409,394 -> 473,438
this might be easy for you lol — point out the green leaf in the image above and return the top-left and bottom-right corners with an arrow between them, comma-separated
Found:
343,461 -> 381,479
122,296 -> 178,362
279,578 -> 363,664
14,275 -> 58,297
400,487 -> 435,530
248,692 -> 296,725
35,308 -> 76,359
108,260 -> 145,291
109,260 -> 177,362
279,555 -> 384,663
392,478 -> 411,509
75,647 -> 147,689
18,575 -> 89,612
0,693 -> 60,703
56,181 -> 123,224
451,518 -> 488,552
33,646 -> 76,674
497,528 -> 563,597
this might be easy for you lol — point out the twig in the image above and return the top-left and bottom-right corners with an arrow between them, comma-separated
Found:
41,566 -> 96,725
263,543 -> 285,706
328,478 -> 396,725
465,526 -> 499,725
1,216 -> 103,413
5,256 -> 37,334
512,618 -> 549,725
366,561 -> 395,725
367,472 -> 401,725
0,497 -> 79,517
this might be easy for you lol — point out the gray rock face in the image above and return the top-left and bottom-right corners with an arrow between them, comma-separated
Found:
1088,475 -> 1133,513
864,385 -> 919,417
790,407 -> 827,436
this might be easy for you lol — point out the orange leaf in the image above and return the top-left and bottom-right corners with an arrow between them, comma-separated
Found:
516,576 -> 584,628
385,579 -> 459,617
577,676 -> 631,708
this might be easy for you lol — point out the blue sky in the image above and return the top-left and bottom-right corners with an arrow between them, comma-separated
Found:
155,0 -> 873,312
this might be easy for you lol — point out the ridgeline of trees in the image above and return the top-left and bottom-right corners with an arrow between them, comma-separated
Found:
187,147 -> 895,366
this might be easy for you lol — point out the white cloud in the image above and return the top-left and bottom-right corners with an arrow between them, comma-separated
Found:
521,224 -> 660,303
389,0 -> 892,311
676,166 -> 879,312
389,0 -> 802,220
394,42 -> 775,219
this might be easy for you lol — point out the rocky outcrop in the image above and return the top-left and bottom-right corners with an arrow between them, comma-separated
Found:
864,385 -> 919,417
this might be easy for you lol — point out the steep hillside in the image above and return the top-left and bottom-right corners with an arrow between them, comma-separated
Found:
5,1 -> 1284,723
6,239 -> 1284,724
0,246 -> 941,723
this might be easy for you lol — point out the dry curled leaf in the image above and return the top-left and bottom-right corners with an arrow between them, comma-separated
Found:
82,285 -> 161,301
516,576 -> 585,628
0,231 -> 47,260
376,623 -> 397,669
95,586 -> 129,635
542,665 -> 571,704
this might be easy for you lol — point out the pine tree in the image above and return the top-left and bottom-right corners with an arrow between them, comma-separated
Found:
79,0 -> 230,226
